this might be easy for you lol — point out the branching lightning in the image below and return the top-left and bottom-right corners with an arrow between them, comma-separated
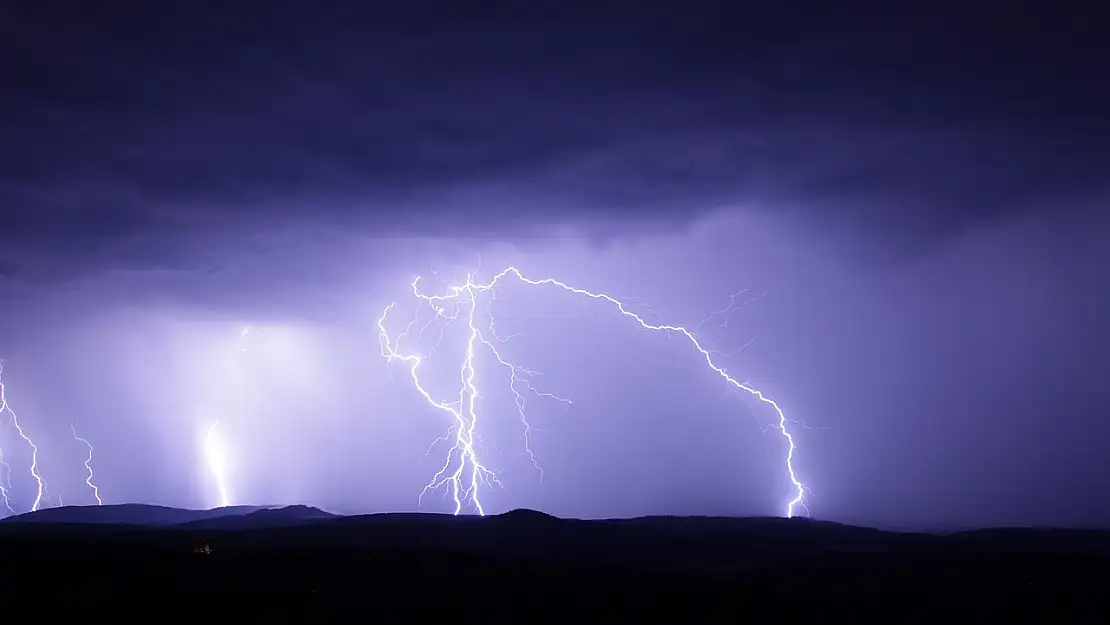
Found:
71,421 -> 102,506
0,361 -> 46,513
379,266 -> 810,519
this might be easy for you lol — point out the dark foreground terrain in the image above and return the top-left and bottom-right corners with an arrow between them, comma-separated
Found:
2,505 -> 1107,617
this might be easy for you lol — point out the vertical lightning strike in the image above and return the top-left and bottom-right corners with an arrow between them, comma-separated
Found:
0,361 -> 46,513
379,267 -> 809,519
378,293 -> 494,515
204,421 -> 230,508
199,325 -> 251,508
0,448 -> 13,515
70,422 -> 102,505
378,272 -> 571,515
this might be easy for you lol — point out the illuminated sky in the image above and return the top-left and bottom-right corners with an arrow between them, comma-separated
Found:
0,3 -> 1107,529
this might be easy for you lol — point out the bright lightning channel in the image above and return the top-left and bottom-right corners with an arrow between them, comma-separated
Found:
204,421 -> 230,508
378,266 -> 810,519
0,448 -> 12,515
0,361 -> 46,513
71,421 -> 102,505
200,325 -> 252,509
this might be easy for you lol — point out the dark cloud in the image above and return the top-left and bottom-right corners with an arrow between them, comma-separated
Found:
1,1 -> 1107,282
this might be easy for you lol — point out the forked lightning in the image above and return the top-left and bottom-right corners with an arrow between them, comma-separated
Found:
0,361 -> 46,513
379,266 -> 809,518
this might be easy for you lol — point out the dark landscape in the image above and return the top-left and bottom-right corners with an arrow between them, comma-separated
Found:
2,505 -> 1105,615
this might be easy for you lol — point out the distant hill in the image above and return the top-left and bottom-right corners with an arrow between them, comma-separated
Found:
173,504 -> 336,530
0,503 -> 273,527
4,504 -> 1109,561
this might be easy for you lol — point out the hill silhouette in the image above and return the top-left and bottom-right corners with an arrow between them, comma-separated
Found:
0,503 -> 272,526
174,504 -> 336,529
0,505 -> 1104,616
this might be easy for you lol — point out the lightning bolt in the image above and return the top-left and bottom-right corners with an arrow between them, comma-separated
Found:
198,325 -> 251,509
204,421 -> 230,508
379,266 -> 810,518
0,361 -> 46,513
0,448 -> 12,515
71,421 -> 102,506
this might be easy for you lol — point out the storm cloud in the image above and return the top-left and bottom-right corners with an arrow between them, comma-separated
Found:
3,2 -> 1106,286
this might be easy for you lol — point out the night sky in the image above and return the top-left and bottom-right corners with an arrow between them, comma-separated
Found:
1,2 -> 1107,529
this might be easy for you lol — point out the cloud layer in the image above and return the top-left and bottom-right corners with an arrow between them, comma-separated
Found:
2,2 -> 1107,284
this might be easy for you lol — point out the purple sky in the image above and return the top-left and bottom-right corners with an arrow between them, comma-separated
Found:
1,2 -> 1107,529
